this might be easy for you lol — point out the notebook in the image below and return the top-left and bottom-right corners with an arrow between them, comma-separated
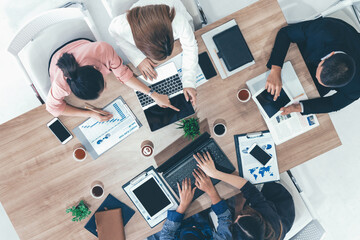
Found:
95,209 -> 125,240
213,25 -> 254,72
84,194 -> 135,237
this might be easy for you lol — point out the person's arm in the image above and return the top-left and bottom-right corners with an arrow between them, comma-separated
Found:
193,152 -> 248,189
192,169 -> 232,240
193,152 -> 277,221
160,178 -> 196,240
174,13 -> 198,89
173,13 -> 198,106
212,201 -> 233,240
266,20 -> 313,100
100,42 -> 179,111
267,20 -> 312,69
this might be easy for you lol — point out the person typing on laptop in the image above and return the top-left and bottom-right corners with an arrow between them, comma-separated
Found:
155,174 -> 232,240
47,40 -> 178,121
108,0 -> 198,106
194,152 -> 295,240
265,18 -> 359,115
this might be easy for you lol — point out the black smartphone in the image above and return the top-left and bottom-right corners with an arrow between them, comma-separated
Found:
249,143 -> 272,165
198,51 -> 217,79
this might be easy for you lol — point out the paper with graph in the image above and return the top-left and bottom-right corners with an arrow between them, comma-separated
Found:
74,97 -> 141,159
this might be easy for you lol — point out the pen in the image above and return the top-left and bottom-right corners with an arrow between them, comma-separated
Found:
213,48 -> 228,77
293,93 -> 304,100
84,102 -> 106,116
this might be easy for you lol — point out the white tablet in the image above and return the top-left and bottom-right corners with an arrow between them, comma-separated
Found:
252,87 -> 293,120
123,167 -> 178,228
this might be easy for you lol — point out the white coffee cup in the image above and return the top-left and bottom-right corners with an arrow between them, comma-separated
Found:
73,144 -> 87,162
90,181 -> 104,199
213,119 -> 227,137
237,88 -> 251,102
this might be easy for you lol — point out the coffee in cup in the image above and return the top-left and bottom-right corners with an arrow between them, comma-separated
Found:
237,88 -> 251,102
73,144 -> 87,162
90,181 -> 104,199
213,119 -> 227,137
141,140 -> 154,158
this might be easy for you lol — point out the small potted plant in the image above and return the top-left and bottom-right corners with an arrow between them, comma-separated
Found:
177,117 -> 200,140
66,200 -> 91,222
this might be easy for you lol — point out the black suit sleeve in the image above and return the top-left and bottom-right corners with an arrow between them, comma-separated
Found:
300,92 -> 358,114
267,20 -> 313,69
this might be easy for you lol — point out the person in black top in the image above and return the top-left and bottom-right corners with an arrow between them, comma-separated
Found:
265,17 -> 359,115
193,152 -> 295,240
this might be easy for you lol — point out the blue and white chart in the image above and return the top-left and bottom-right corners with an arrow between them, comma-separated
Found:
234,131 -> 280,184
74,97 -> 141,159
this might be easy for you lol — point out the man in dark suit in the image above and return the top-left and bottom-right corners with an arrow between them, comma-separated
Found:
266,17 -> 359,115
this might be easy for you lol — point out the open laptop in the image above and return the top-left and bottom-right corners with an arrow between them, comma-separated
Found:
135,62 -> 195,132
157,132 -> 235,200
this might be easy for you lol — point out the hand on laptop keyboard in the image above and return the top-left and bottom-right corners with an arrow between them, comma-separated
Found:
193,152 -> 219,178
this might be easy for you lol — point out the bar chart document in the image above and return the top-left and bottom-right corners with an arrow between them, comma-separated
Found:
73,97 -> 142,159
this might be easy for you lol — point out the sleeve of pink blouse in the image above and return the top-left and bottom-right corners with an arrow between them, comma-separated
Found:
99,42 -> 133,83
46,70 -> 70,117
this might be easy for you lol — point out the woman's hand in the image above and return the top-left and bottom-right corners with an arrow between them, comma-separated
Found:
265,65 -> 282,101
183,88 -> 197,106
193,168 -> 221,204
90,110 -> 113,122
138,58 -> 158,80
152,92 -> 180,111
193,169 -> 216,195
193,152 -> 219,178
176,178 -> 196,214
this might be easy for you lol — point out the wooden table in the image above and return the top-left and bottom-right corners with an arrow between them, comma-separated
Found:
0,0 -> 341,239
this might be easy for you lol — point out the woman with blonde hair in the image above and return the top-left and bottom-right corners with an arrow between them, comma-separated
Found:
109,0 -> 198,106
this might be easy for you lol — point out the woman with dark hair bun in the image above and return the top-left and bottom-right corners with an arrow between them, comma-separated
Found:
47,40 -> 178,121
193,152 -> 295,240
109,0 -> 198,107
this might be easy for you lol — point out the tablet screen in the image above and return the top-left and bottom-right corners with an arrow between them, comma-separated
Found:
133,177 -> 171,217
256,89 -> 291,118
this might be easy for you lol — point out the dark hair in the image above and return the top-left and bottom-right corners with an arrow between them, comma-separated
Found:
233,206 -> 278,240
127,5 -> 175,61
179,227 -> 205,240
320,53 -> 356,87
56,53 -> 104,100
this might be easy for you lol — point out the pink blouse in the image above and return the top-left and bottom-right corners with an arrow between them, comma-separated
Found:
47,40 -> 133,117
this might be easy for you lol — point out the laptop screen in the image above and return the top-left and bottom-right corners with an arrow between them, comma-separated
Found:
144,94 -> 195,131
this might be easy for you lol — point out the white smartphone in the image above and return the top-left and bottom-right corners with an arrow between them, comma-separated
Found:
47,118 -> 73,144
249,143 -> 272,165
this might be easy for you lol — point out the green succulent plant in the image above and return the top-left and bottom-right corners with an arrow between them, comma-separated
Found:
177,117 -> 200,140
66,200 -> 91,222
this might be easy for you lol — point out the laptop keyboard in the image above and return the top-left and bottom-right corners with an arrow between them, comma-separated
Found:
164,140 -> 235,200
136,74 -> 183,108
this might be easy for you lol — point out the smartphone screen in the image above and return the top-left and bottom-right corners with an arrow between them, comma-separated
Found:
48,119 -> 72,143
198,52 -> 217,79
249,145 -> 272,165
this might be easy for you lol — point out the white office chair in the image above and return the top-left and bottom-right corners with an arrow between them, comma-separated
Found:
281,171 -> 326,240
7,2 -> 101,104
101,0 -> 207,30
279,0 -> 360,30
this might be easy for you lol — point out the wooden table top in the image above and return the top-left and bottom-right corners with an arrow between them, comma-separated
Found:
0,0 -> 341,239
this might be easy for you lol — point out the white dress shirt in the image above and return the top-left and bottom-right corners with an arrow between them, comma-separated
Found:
108,0 -> 198,89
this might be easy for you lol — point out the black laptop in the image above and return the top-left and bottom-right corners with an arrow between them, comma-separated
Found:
157,132 -> 235,200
